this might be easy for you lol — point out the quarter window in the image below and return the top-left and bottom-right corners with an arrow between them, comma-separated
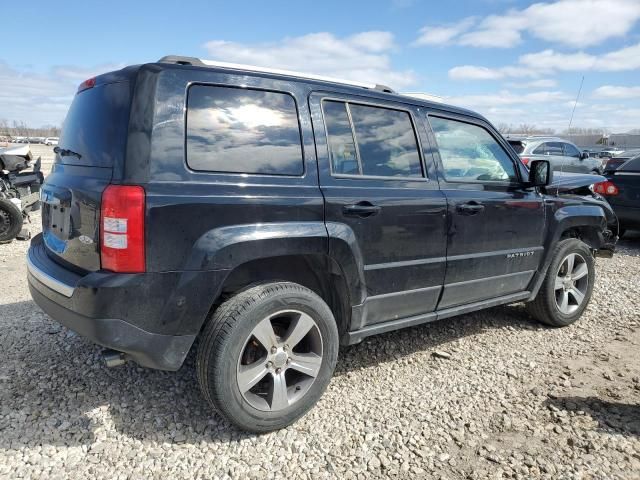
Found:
322,100 -> 423,178
429,116 -> 518,183
186,85 -> 303,175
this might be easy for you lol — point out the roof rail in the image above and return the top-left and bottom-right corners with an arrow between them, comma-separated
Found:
157,55 -> 395,93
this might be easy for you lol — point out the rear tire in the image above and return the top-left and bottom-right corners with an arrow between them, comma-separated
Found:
0,198 -> 23,243
197,281 -> 339,432
527,239 -> 595,327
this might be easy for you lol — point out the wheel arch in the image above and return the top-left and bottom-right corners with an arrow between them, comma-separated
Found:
186,221 -> 367,340
527,203 -> 611,301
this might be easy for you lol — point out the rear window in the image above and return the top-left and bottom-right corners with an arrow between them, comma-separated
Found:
619,155 -> 640,171
186,85 -> 303,175
58,82 -> 131,167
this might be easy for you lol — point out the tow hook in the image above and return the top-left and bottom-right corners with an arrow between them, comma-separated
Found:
102,349 -> 127,368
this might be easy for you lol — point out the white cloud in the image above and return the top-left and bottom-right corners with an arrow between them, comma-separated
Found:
443,91 -> 640,132
203,32 -> 416,89
414,18 -> 476,46
450,41 -> 640,80
448,64 -> 540,81
446,90 -> 572,109
506,79 -> 558,89
518,45 -> 640,72
416,0 -> 640,49
0,61 -> 120,126
448,65 -> 505,81
592,85 -> 640,99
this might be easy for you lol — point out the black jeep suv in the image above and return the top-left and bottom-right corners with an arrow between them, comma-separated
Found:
27,56 -> 617,432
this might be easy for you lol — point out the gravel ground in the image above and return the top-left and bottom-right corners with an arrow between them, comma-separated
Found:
1,210 -> 639,479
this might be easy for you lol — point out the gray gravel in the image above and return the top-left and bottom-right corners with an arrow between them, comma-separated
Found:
1,211 -> 639,479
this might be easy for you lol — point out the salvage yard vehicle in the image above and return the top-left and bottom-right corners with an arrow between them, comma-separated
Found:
597,152 -> 640,237
506,136 -> 603,174
0,145 -> 43,242
27,57 -> 617,432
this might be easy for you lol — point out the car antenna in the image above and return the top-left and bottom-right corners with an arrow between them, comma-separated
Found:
559,75 -> 585,196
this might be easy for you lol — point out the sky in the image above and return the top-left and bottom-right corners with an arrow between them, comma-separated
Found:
1,0 -> 639,132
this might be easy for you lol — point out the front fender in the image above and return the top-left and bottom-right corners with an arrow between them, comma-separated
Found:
527,198 -> 614,300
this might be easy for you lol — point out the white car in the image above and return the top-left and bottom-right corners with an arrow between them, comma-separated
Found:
44,137 -> 59,146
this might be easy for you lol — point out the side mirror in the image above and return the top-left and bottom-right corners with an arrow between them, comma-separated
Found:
580,151 -> 589,160
528,160 -> 553,187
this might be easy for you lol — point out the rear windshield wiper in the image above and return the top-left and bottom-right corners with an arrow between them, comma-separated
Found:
53,146 -> 82,160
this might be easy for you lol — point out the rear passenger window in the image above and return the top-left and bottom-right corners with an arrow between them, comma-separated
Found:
186,85 -> 303,175
322,100 -> 423,178
430,116 -> 517,183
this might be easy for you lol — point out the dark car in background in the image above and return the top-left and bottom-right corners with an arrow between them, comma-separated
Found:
597,153 -> 640,237
602,149 -> 640,172
506,136 -> 603,174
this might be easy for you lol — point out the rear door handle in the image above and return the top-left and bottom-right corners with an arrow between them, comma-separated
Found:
342,202 -> 382,218
456,201 -> 485,215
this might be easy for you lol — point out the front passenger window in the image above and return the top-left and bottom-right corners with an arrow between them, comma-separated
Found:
429,116 -> 518,183
563,143 -> 581,158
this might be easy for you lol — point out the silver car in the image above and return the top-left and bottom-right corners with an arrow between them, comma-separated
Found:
506,136 -> 603,174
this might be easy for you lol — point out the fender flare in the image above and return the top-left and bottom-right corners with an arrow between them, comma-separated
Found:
184,221 -> 367,306
527,204 -> 608,300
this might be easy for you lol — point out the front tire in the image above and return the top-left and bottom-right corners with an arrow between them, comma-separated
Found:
197,282 -> 339,432
527,239 -> 595,327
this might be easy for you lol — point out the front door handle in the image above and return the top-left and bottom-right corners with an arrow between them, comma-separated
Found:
342,202 -> 382,218
456,201 -> 485,215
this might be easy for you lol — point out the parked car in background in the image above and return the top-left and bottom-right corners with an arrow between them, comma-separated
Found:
598,153 -> 640,237
598,148 -> 625,159
44,137 -> 59,146
603,149 -> 640,172
506,136 -> 603,173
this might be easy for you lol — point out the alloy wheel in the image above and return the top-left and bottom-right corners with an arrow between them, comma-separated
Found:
236,310 -> 323,412
554,252 -> 589,315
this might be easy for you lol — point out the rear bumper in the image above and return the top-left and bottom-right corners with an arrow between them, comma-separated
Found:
27,233 -> 226,370
28,282 -> 194,370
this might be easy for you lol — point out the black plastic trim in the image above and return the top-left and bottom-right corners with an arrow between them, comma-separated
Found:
344,290 -> 530,345
29,277 -> 195,371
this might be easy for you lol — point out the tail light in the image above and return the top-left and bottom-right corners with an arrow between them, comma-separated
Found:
77,77 -> 96,93
593,180 -> 619,196
521,157 -> 530,166
100,185 -> 145,272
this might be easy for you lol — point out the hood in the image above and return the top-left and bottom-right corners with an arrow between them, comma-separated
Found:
0,144 -> 32,159
546,171 -> 604,194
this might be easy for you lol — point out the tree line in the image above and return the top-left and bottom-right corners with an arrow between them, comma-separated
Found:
0,120 -> 61,139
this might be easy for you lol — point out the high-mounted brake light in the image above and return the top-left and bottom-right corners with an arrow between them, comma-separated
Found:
77,77 -> 96,93
100,185 -> 145,273
593,180 -> 619,196
521,157 -> 530,166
